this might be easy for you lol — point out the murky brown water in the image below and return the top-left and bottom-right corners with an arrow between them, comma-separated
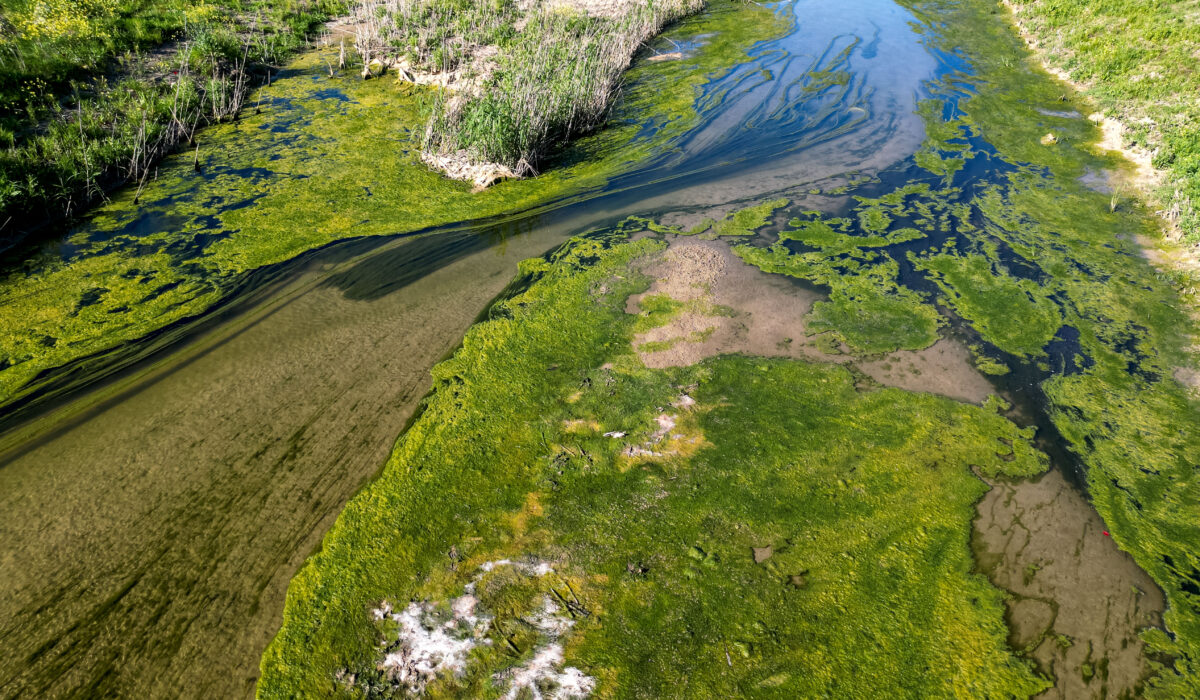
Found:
975,470 -> 1164,698
0,226 -> 571,698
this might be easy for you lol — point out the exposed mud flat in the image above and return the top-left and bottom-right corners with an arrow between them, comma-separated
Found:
974,470 -> 1164,698
627,237 -> 997,406
857,340 -> 995,404
626,237 -> 831,368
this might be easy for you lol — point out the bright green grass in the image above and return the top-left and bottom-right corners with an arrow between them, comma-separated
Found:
258,231 -> 1049,698
0,0 -> 346,229
1004,0 -> 1200,240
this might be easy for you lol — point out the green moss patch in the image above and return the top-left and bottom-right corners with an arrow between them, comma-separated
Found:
914,252 -> 1062,358
259,233 -> 1048,697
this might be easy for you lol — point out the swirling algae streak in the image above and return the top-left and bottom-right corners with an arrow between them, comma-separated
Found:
0,0 -> 1153,698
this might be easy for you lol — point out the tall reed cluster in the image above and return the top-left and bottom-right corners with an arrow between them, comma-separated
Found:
352,0 -> 704,177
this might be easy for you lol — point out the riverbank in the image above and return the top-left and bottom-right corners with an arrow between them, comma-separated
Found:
1000,0 -> 1199,247
0,0 -> 786,419
0,4 -> 795,697
262,0 -> 1200,694
0,0 -> 347,247
348,0 -> 705,187
259,227 -> 1052,698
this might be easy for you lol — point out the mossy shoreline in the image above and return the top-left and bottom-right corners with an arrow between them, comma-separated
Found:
0,0 -> 349,246
258,229 -> 1052,697
1002,0 -> 1199,242
0,0 -> 789,418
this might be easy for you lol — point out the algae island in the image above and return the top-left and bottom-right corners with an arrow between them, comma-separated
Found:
2,0 -> 1200,698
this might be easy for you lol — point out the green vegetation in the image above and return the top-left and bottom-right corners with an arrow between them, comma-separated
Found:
251,0 -> 1200,693
1005,0 -> 1200,240
259,231 -> 1049,697
351,0 -> 704,174
733,190 -> 947,355
0,0 -> 346,233
912,98 -> 973,181
696,196 -> 787,237
738,240 -> 941,354
914,251 -> 1062,358
894,1 -> 1200,694
0,0 -> 788,409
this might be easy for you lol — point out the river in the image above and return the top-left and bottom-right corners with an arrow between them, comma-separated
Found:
0,0 -> 1173,697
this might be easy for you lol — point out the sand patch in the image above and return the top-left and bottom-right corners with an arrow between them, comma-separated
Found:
1174,366 -> 1200,398
627,237 -> 997,404
626,238 -> 830,369
974,469 -> 1164,698
856,340 -> 995,404
1088,112 -> 1161,196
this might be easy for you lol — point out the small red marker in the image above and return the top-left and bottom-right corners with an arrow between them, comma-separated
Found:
1103,531 -> 1110,536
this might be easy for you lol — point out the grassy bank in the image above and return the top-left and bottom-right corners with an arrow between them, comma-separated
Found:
0,0 -> 345,242
1002,0 -> 1200,241
258,229 -> 1050,697
0,1 -> 785,416
350,0 -> 705,183
730,0 -> 1200,692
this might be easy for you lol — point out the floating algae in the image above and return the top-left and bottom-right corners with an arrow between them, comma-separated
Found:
263,0 -> 1200,694
0,1 -> 790,411
259,232 -> 1051,697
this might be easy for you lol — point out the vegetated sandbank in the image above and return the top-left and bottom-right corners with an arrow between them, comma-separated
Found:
346,0 -> 706,187
0,0 -> 786,415
262,0 -> 1200,695
0,0 -> 347,246
258,228 -> 1052,698
1000,0 -> 1199,247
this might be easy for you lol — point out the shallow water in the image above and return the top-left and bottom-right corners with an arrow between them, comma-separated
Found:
0,0 -> 1174,697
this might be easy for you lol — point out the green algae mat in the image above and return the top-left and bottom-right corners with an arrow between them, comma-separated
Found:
258,234 -> 1050,697
0,0 -> 788,412
259,0 -> 1200,696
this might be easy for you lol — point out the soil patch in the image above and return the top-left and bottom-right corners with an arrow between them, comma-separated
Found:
974,469 -> 1164,698
628,237 -> 996,405
626,237 -> 830,368
857,340 -> 995,404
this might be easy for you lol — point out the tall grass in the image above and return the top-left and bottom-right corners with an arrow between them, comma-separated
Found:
1005,0 -> 1200,241
0,0 -> 345,241
353,0 -> 704,175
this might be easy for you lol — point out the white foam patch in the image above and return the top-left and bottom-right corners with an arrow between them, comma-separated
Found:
497,643 -> 596,700
369,557 -> 592,697
529,597 -> 575,637
650,413 -> 677,442
376,594 -> 492,694
478,558 -> 556,577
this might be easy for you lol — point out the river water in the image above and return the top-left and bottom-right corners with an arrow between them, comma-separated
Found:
0,0 -> 1163,697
